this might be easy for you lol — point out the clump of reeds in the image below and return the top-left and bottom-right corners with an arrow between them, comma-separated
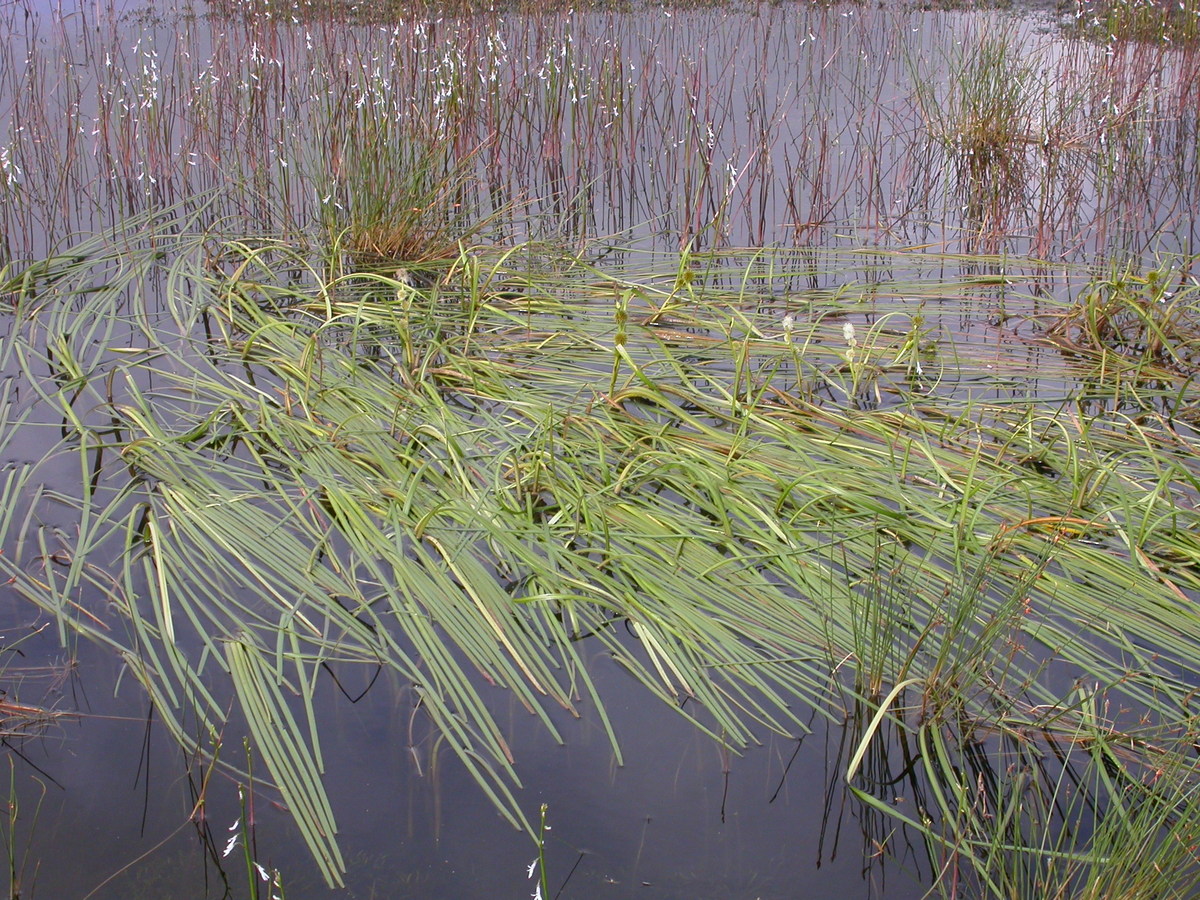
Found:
334,155 -> 480,266
853,697 -> 1200,899
312,101 -> 491,266
1071,0 -> 1200,44
919,31 -> 1042,241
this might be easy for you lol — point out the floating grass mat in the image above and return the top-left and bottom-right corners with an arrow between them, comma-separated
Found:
2,216 -> 1200,890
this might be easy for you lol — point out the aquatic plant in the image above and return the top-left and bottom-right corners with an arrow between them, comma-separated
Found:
2,205 -> 1200,893
1072,0 -> 1200,45
2,0 -> 1200,894
1043,259 -> 1200,373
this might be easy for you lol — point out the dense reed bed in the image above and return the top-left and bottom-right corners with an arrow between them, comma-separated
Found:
1,0 -> 1198,262
2,0 -> 1200,896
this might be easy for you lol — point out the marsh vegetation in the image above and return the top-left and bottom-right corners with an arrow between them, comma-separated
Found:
1,0 -> 1200,896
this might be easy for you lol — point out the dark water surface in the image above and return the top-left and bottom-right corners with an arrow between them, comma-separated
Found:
0,610 -> 925,899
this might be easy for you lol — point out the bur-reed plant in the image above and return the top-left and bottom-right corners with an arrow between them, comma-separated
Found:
1044,259 -> 1200,373
4,212 -> 1200,892
1,4 -> 1199,894
0,377 -> 74,747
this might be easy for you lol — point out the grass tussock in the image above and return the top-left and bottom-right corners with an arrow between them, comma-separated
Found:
916,31 -> 1042,243
318,126 -> 497,265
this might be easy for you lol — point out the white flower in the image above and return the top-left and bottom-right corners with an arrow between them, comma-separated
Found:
842,322 -> 857,345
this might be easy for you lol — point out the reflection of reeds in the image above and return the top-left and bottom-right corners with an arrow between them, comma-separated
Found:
1,4 -> 1197,261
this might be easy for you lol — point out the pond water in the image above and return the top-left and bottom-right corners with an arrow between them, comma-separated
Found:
2,0 -> 1199,897
2,620 -> 918,899
3,0 -> 1197,261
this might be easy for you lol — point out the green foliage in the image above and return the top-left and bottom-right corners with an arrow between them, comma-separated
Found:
1071,0 -> 1200,44
3,216 -> 1200,894
1045,261 -> 1200,373
2,2 -> 1200,893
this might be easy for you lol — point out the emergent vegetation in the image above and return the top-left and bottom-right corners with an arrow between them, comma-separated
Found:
1,0 -> 1198,896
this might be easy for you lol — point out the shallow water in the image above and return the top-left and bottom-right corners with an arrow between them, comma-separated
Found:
2,0 -> 1197,260
2,0 -> 1199,897
0,607 -> 929,899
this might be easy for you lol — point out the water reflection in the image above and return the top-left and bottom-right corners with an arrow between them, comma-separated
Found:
1,620 -> 933,899
0,0 -> 1196,262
